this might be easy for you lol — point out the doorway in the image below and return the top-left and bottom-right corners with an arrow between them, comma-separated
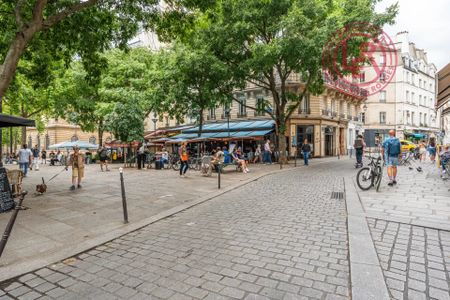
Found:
325,127 -> 334,156
297,125 -> 314,155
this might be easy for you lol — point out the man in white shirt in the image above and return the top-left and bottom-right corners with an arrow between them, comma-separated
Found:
18,144 -> 32,177
263,139 -> 272,164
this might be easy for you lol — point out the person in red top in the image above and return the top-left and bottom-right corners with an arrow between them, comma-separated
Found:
178,142 -> 189,177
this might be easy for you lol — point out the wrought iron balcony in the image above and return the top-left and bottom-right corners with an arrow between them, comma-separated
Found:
299,108 -> 311,114
237,112 -> 247,118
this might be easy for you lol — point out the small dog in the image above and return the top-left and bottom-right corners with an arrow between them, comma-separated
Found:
36,177 -> 47,194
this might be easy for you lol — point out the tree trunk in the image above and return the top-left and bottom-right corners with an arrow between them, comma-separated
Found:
277,128 -> 288,165
98,119 -> 104,147
21,126 -> 27,146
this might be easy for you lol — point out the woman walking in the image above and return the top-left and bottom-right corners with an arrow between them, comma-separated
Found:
428,140 -> 436,163
253,144 -> 262,164
418,141 -> 427,162
179,142 -> 189,177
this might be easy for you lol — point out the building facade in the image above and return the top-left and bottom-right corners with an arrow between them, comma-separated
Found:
361,31 -> 438,146
26,119 -> 111,150
437,62 -> 450,144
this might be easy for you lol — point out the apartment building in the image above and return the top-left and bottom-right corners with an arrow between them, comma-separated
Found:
437,62 -> 450,144
360,31 -> 438,146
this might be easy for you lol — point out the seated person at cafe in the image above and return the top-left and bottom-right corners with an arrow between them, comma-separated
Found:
231,147 -> 250,173
223,146 -> 231,164
211,147 -> 224,169
50,150 -> 62,165
160,147 -> 169,165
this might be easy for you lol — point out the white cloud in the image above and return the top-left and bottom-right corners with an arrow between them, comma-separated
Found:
376,0 -> 450,70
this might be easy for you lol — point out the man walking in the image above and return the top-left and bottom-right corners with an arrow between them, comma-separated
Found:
98,144 -> 110,172
66,146 -> 85,190
381,129 -> 401,186
18,144 -> 32,177
353,134 -> 366,168
301,139 -> 311,165
137,142 -> 145,170
32,145 -> 40,171
263,139 -> 272,164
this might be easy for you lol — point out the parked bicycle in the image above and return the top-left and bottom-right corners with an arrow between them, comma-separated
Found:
356,155 -> 383,192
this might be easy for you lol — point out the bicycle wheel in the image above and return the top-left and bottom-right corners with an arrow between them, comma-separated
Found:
375,165 -> 383,192
356,167 -> 375,191
172,160 -> 180,171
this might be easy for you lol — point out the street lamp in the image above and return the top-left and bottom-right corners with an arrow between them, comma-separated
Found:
151,113 -> 158,131
225,107 -> 231,138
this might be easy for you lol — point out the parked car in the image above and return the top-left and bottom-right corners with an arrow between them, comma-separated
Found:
401,140 -> 417,152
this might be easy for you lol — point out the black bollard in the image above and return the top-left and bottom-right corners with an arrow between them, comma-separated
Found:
119,168 -> 129,224
218,164 -> 221,189
0,191 -> 27,258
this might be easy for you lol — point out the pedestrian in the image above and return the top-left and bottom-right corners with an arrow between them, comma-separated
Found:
179,142 -> 189,177
428,140 -> 436,163
98,144 -> 110,172
353,134 -> 366,168
137,142 -> 145,170
66,146 -> 85,190
223,146 -> 231,164
381,129 -> 401,186
18,144 -> 32,177
300,139 -> 311,165
263,139 -> 272,164
253,144 -> 262,164
32,144 -> 40,171
41,148 -> 47,164
439,146 -> 450,178
418,140 -> 426,162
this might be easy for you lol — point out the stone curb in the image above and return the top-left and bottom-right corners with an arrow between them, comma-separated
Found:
344,177 -> 390,300
0,162 -> 308,283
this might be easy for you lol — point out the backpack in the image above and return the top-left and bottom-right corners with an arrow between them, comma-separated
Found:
354,139 -> 363,149
387,138 -> 401,156
99,149 -> 108,159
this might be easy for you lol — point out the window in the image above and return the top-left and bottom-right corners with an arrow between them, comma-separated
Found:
419,79 -> 422,88
208,107 -> 216,119
411,112 -> 415,125
379,112 -> 386,124
419,95 -> 422,105
411,74 -> 415,85
256,97 -> 266,116
379,91 -> 386,102
419,113 -> 422,125
89,136 -> 96,144
238,96 -> 246,117
429,83 -> 432,91
379,55 -> 385,66
359,72 -> 365,83
165,117 -> 169,127
406,91 -> 409,102
299,93 -> 310,114
360,112 -> 366,124
411,92 -> 415,104
71,135 -> 78,142
407,72 -> 410,82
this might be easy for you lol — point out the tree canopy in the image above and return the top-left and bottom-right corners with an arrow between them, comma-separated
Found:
158,0 -> 398,162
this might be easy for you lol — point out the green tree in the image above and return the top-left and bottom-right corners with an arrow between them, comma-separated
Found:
165,0 -> 397,163
104,101 -> 144,142
52,48 -> 155,146
0,0 -> 162,102
151,45 -> 234,138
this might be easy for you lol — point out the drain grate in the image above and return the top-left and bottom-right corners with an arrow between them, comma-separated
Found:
331,191 -> 344,200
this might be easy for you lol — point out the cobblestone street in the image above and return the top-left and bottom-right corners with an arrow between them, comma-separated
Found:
0,161 -> 353,300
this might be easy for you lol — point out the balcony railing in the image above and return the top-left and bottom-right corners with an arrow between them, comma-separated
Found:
299,108 -> 311,114
237,112 -> 247,118
322,109 -> 330,116
339,113 -> 346,119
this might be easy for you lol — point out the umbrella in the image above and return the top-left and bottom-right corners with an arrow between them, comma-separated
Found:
49,141 -> 99,150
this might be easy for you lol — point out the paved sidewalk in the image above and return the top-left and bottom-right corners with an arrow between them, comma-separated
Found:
355,158 -> 450,300
0,160 -> 351,299
0,161 -> 293,281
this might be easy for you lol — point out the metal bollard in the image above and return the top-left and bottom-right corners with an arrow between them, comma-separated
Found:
218,163 -> 221,189
0,191 -> 27,258
294,150 -> 297,167
119,168 -> 129,224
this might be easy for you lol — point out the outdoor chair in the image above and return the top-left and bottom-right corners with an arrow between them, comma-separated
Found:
7,169 -> 24,197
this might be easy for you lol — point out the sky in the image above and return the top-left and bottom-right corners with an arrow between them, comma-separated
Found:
376,0 -> 450,70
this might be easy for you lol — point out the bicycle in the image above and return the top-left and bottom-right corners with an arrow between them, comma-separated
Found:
356,155 -> 383,192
